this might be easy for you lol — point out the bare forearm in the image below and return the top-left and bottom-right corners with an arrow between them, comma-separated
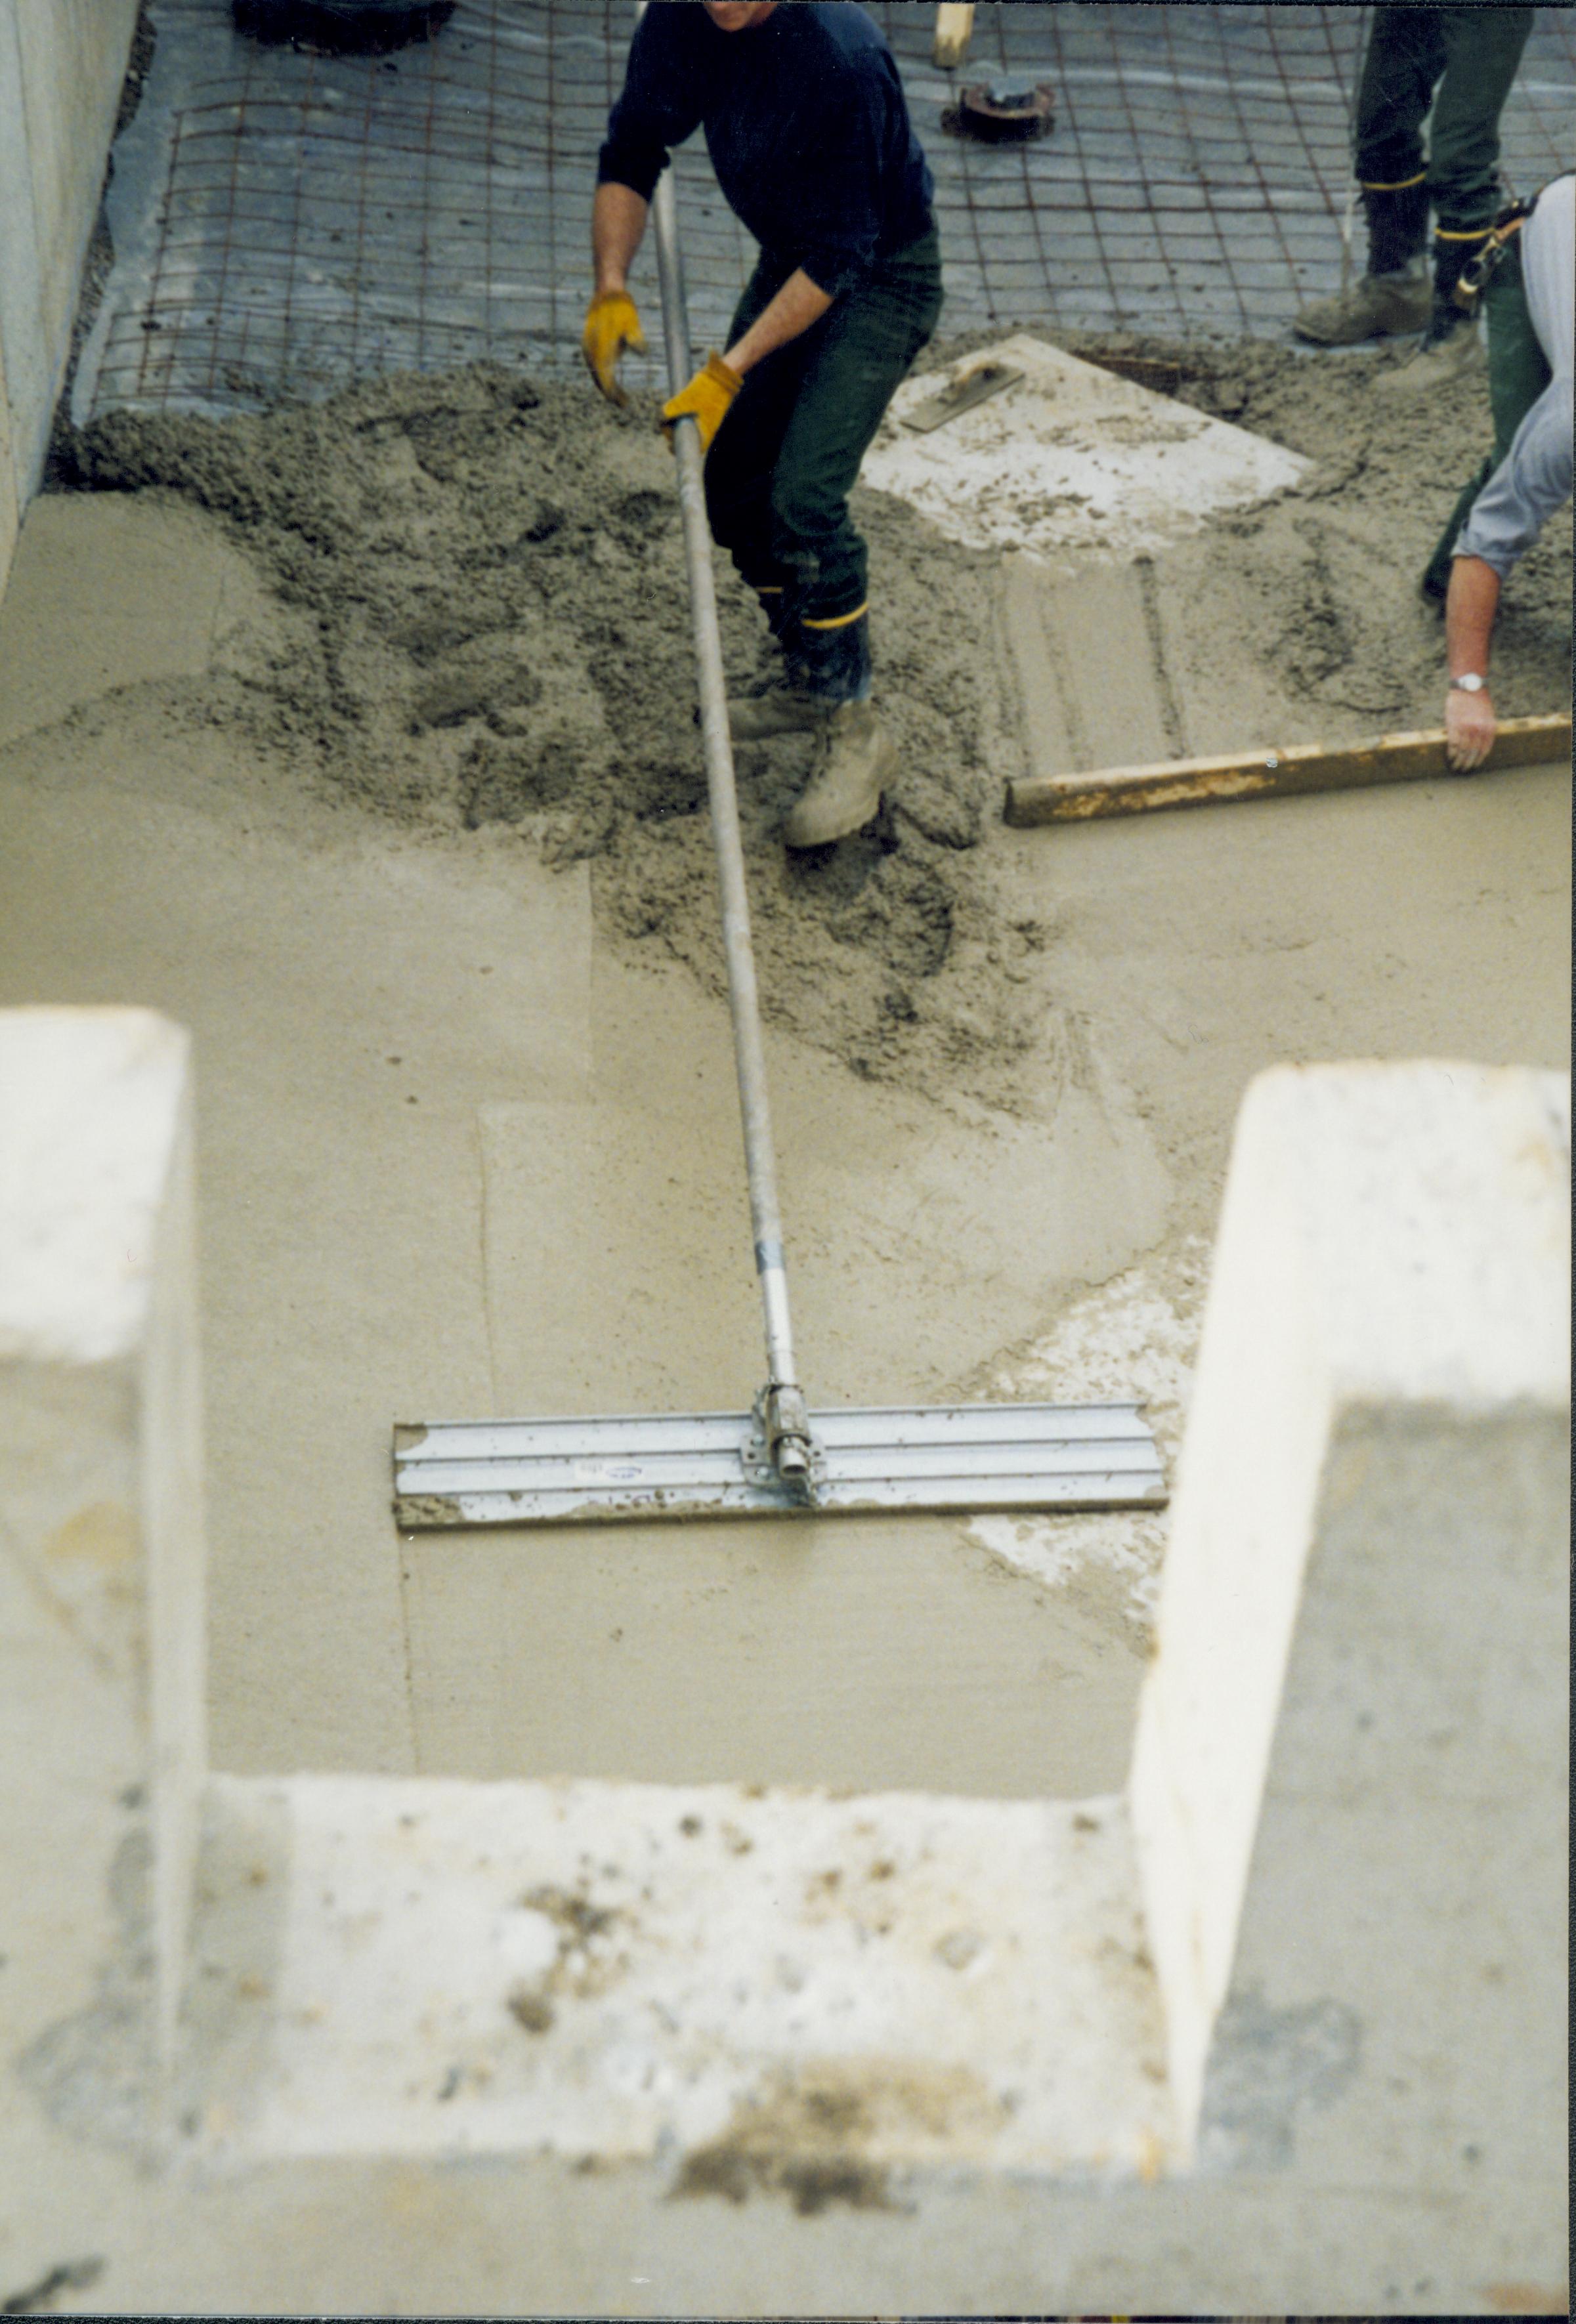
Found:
1443,554 -> 1502,771
593,181 -> 649,296
1445,555 -> 1501,679
724,268 -> 833,376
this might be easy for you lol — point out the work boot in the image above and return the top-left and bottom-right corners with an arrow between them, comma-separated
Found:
727,685 -> 828,741
1373,295 -> 1485,402
782,700 -> 895,849
1292,264 -> 1431,347
727,595 -> 828,738
1294,179 -> 1431,345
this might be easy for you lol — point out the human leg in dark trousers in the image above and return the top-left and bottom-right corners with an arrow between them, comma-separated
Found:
702,253 -> 806,631
1371,5 -> 1535,392
704,231 -> 942,843
1296,5 -> 1533,350
1294,8 -> 1438,345
707,231 -> 941,662
1425,8 -> 1537,296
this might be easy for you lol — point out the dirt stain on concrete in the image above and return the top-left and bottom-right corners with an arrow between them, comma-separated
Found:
507,1880 -> 627,2034
672,2058 -> 1002,2216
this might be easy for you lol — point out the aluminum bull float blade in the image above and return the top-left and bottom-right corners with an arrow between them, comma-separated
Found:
389,2 -> 1167,1536
393,1404 -> 1166,1530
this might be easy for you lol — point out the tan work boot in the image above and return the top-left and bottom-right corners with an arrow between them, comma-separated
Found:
1373,314 -> 1485,400
1292,269 -> 1432,347
727,688 -> 828,741
782,700 -> 895,849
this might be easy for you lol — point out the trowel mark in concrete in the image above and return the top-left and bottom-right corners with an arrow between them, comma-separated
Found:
1134,556 -> 1188,761
1003,551 -> 1187,786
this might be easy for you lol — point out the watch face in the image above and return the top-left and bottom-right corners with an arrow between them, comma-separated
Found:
1452,674 -> 1485,692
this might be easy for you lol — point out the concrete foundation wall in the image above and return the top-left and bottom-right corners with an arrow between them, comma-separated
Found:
0,1007 -> 207,2111
0,0 -> 137,601
1131,1062 -> 1569,2218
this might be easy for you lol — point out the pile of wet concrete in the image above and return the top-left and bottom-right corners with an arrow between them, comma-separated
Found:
54,332 -> 1571,1110
60,363 -> 1038,1105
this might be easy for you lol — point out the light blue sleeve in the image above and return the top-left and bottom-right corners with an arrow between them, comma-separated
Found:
1454,372 -> 1574,578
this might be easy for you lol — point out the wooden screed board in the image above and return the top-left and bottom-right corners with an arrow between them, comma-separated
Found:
1004,713 -> 1571,826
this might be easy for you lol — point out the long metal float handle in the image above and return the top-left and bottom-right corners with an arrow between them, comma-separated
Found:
643,99 -> 816,1487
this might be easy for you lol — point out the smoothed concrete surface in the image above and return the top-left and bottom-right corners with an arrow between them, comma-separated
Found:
866,335 -> 1307,561
404,1512 -> 1139,1797
0,767 -> 592,1779
0,494 -> 265,747
993,766 -> 1571,1238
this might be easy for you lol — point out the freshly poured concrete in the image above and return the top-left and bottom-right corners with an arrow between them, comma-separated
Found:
0,492 -> 1172,1798
0,489 -> 1567,1817
0,495 -> 253,748
415,969 -> 1167,1795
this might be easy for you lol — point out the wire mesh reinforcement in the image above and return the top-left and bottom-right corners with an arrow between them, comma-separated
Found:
77,0 -> 1576,424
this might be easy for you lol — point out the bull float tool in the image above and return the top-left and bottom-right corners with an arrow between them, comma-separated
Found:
391,139 -> 1165,1532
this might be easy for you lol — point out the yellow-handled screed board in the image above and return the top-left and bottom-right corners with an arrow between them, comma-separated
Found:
1004,712 -> 1571,827
933,3 -> 976,70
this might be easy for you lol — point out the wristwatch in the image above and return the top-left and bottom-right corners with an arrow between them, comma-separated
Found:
1449,673 -> 1488,693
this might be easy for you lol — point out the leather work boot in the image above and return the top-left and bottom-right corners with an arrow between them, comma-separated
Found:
727,687 -> 828,741
782,700 -> 895,849
1373,306 -> 1485,401
1292,267 -> 1432,347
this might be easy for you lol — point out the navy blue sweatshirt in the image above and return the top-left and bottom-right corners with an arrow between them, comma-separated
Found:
598,3 -> 935,299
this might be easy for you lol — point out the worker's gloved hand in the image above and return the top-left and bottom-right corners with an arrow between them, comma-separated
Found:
661,352 -> 743,455
583,289 -> 646,406
1445,683 -> 1497,772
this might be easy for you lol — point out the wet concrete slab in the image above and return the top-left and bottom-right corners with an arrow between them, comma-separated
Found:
0,488 -> 1566,1815
0,494 -> 251,747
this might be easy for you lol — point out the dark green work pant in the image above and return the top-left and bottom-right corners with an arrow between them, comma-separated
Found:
704,226 -> 943,626
1421,237 -> 1552,597
1356,6 -> 1535,242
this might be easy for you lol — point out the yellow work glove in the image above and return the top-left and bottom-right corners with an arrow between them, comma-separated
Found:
660,351 -> 743,455
582,289 -> 646,406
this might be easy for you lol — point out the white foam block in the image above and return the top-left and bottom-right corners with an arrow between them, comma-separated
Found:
864,335 -> 1306,561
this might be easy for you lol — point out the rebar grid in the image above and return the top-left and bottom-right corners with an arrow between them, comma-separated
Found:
81,0 -> 1576,423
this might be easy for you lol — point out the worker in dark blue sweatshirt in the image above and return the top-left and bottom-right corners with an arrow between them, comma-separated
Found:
584,0 -> 942,850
